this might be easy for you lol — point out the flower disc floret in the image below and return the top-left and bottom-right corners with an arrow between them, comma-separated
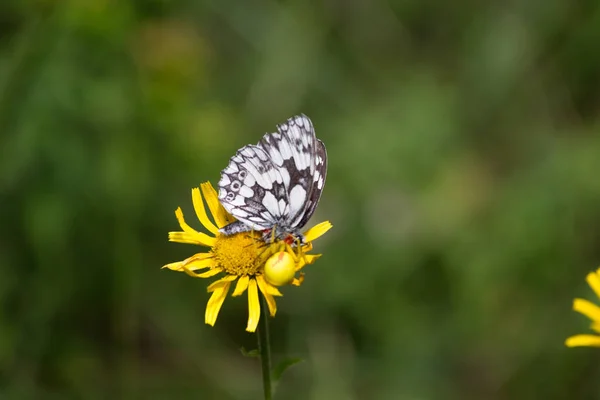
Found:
212,232 -> 264,276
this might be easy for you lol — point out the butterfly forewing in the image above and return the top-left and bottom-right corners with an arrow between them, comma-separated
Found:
218,145 -> 288,231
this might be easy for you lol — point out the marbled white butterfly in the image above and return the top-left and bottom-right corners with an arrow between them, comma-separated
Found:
218,114 -> 327,245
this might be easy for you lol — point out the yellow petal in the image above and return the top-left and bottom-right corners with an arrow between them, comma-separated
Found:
256,275 -> 282,296
587,269 -> 600,300
232,275 -> 250,296
592,322 -> 600,333
200,182 -> 233,229
565,334 -> 600,347
173,208 -> 196,234
162,257 -> 214,274
168,232 -> 211,245
182,252 -> 213,264
183,267 -> 223,278
172,208 -> 216,246
207,275 -> 238,292
162,261 -> 183,270
573,298 -> 600,322
205,281 -> 232,326
256,275 -> 278,316
246,279 -> 260,332
192,187 -> 218,235
303,221 -> 332,242
183,257 -> 213,272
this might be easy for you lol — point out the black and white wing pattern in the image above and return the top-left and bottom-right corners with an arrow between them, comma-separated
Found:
293,138 -> 327,230
258,115 -> 318,227
218,145 -> 289,231
218,114 -> 327,240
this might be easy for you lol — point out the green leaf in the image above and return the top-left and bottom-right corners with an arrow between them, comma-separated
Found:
272,357 -> 304,382
239,346 -> 260,358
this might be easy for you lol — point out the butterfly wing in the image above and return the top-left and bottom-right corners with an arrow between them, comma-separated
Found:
218,145 -> 288,232
292,138 -> 327,229
218,114 -> 327,236
258,114 -> 319,229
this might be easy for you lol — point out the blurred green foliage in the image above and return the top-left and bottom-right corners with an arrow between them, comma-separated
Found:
1,0 -> 600,398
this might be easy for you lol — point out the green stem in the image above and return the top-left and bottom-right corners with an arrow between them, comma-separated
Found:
257,295 -> 272,400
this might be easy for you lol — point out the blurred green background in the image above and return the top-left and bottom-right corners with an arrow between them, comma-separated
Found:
2,0 -> 600,398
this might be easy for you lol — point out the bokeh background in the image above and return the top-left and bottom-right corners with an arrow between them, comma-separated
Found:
2,0 -> 600,398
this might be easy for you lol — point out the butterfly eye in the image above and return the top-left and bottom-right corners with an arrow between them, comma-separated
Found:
230,181 -> 241,192
238,170 -> 247,180
226,192 -> 235,201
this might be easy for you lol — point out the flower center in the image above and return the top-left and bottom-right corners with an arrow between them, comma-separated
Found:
212,232 -> 267,276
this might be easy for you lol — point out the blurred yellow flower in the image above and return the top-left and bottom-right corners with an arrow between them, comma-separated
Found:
565,267 -> 600,347
163,182 -> 332,332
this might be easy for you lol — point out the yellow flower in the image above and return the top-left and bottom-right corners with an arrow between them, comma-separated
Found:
163,182 -> 332,332
565,267 -> 600,347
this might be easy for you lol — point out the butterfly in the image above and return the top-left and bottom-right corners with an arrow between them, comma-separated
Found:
217,114 -> 327,245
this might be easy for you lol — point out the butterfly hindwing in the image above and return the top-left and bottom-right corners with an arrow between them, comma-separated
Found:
293,138 -> 327,229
